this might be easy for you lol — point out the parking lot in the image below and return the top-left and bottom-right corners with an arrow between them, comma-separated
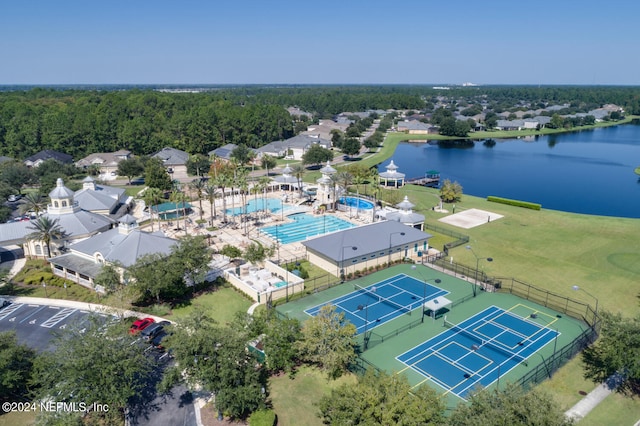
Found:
0,299 -> 195,426
0,301 -> 110,351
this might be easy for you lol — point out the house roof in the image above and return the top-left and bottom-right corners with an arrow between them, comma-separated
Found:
209,144 -> 239,160
74,183 -> 126,213
75,150 -> 131,168
25,150 -> 73,165
301,221 -> 432,263
66,226 -> 177,267
44,210 -> 114,239
152,147 -> 189,166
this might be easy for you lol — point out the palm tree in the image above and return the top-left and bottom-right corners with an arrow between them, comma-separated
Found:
27,216 -> 66,258
261,154 -> 277,177
290,163 -> 306,198
170,189 -> 189,236
333,170 -> 353,214
257,176 -> 271,219
203,182 -> 218,225
189,178 -> 206,223
18,192 -> 47,216
143,187 -> 163,231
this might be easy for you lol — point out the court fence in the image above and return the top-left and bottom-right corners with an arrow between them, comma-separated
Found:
422,223 -> 470,255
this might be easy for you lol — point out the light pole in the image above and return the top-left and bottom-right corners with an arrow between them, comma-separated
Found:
572,285 -> 599,316
358,304 -> 369,350
388,231 -> 406,266
466,245 -> 493,297
275,224 -> 280,264
340,246 -> 358,282
411,265 -> 441,323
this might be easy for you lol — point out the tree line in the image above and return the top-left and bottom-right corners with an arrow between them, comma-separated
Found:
2,85 -> 637,163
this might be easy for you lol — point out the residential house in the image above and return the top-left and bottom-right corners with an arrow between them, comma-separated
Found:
24,150 -> 73,168
397,120 -> 438,134
152,147 -> 190,179
257,134 -> 331,161
75,150 -> 132,176
209,144 -> 239,161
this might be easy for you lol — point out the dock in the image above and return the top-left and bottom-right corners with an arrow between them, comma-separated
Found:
406,170 -> 441,187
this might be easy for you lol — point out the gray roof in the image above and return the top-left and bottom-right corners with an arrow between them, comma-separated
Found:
302,221 -> 432,263
0,221 -> 34,245
49,178 -> 75,199
152,147 -> 189,166
44,210 -> 114,239
255,141 -> 288,155
209,144 -> 239,160
66,227 -> 176,268
24,150 -> 73,165
386,211 -> 425,224
74,184 -> 126,213
282,134 -> 331,149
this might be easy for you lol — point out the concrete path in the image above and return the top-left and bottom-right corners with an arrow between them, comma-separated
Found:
565,374 -> 624,422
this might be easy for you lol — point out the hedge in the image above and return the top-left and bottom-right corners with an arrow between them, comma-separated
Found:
487,196 -> 541,210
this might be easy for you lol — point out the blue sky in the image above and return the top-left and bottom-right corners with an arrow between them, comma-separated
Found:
1,0 -> 638,85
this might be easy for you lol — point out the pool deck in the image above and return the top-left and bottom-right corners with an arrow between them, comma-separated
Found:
133,189 -> 367,263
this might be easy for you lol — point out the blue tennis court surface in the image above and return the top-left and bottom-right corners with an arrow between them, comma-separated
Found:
305,274 -> 448,334
397,306 -> 559,400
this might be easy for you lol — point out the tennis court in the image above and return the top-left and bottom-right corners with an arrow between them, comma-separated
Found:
397,305 -> 559,399
304,273 -> 448,334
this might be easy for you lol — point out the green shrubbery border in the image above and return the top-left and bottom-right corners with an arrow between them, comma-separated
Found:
487,196 -> 541,210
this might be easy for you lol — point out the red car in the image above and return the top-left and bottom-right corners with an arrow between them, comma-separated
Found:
129,317 -> 155,334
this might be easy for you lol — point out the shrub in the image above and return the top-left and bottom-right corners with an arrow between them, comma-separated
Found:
249,409 -> 276,426
487,196 -> 541,210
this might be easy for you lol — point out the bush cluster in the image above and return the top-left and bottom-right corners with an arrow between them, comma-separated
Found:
487,196 -> 541,210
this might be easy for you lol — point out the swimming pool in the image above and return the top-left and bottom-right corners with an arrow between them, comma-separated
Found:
151,202 -> 193,220
339,196 -> 375,210
261,213 -> 355,244
227,198 -> 290,216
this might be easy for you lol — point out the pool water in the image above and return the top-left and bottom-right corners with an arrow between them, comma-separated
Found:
261,213 -> 355,244
227,198 -> 290,216
151,202 -> 193,220
339,196 -> 375,210
273,281 -> 288,288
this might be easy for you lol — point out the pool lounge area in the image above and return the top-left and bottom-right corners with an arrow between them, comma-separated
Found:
260,213 -> 355,244
224,261 -> 305,304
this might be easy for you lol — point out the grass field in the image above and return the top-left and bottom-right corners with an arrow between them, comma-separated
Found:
269,365 -> 357,426
168,285 -> 253,325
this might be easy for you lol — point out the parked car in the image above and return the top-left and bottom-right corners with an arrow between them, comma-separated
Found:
129,317 -> 155,334
141,320 -> 170,340
7,194 -> 22,202
150,330 -> 170,350
0,298 -> 11,309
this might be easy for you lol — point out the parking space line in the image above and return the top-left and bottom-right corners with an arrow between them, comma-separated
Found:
41,308 -> 77,328
0,303 -> 24,320
19,305 -> 47,323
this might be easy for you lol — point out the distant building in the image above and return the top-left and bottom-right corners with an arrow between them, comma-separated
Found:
152,147 -> 189,179
24,150 -> 73,168
75,150 -> 132,176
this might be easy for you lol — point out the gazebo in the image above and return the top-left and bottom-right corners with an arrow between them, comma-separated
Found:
272,164 -> 299,191
385,195 -> 425,230
379,160 -> 405,188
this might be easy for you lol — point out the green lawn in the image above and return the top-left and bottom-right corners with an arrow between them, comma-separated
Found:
269,365 -> 357,426
168,285 -> 253,325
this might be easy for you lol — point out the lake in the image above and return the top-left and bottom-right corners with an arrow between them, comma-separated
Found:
380,121 -> 640,218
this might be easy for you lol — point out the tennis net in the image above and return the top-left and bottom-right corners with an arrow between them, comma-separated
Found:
354,283 -> 412,315
443,318 -> 528,365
